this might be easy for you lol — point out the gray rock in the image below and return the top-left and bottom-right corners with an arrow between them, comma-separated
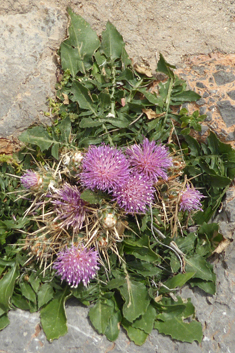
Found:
227,90 -> 235,101
196,82 -> 207,89
213,70 -> 235,86
199,124 -> 209,135
217,100 -> 235,127
196,98 -> 206,106
192,66 -> 206,75
200,107 -> 207,115
202,92 -> 209,98
226,130 -> 235,141
0,7 -> 67,137
205,111 -> 212,121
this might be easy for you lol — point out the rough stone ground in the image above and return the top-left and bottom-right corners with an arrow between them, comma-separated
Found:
0,1 -> 235,352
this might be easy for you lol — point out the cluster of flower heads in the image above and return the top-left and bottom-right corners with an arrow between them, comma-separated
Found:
80,138 -> 173,214
20,137 -> 205,288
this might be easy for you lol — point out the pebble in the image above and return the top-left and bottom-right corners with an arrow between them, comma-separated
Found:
228,90 -> 235,100
217,100 -> 235,127
213,70 -> 235,85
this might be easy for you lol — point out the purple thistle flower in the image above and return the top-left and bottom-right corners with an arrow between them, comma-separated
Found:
80,145 -> 130,191
52,183 -> 86,231
125,138 -> 173,183
21,170 -> 42,189
53,245 -> 99,287
179,184 -> 204,212
112,173 -> 155,214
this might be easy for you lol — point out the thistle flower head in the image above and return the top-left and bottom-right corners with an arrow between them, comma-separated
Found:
80,145 -> 130,191
126,138 -> 173,183
112,173 -> 155,214
53,245 -> 99,287
51,182 -> 86,231
179,184 -> 204,212
21,170 -> 42,190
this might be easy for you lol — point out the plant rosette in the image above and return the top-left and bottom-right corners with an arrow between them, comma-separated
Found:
1,8 -> 235,346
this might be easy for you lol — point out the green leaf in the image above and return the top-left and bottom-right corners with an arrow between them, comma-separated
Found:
171,91 -> 201,103
155,318 -> 203,343
80,189 -> 105,204
0,264 -> 19,313
104,310 -> 122,341
79,117 -> 102,128
12,293 -> 30,311
70,81 -> 97,115
154,297 -> 194,321
160,272 -> 196,293
99,92 -> 111,112
60,42 -> 79,77
184,135 -> 201,157
206,174 -> 231,188
121,46 -> 132,67
89,299 -> 115,334
61,9 -> 100,75
19,281 -> 37,304
38,283 -> 54,309
185,255 -> 214,281
103,118 -> 129,129
190,279 -> 216,295
138,88 -> 164,107
181,127 -> 191,135
122,319 -> 148,345
119,277 -> 150,322
28,272 -> 41,293
40,288 -> 70,342
132,304 -> 156,334
0,313 -> 10,330
72,283 -> 99,303
0,259 -> 15,267
57,116 -> 72,143
18,126 -> 56,151
124,235 -> 160,263
101,22 -> 125,60
157,53 -> 175,78
128,261 -> 162,277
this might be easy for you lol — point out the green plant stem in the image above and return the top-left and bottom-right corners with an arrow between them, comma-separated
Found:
163,77 -> 174,125
127,78 -> 144,103
110,64 -> 116,118
101,123 -> 114,146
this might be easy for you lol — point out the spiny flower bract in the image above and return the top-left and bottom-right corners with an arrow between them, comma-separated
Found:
80,145 -> 130,192
179,184 -> 204,212
51,182 -> 86,231
112,173 -> 155,214
21,170 -> 42,189
125,138 -> 173,183
53,245 -> 99,287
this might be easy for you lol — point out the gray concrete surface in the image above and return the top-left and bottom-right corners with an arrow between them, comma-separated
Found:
0,1 -> 235,352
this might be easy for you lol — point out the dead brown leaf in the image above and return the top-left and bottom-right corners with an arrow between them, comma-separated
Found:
134,63 -> 152,77
0,138 -> 21,155
142,108 -> 158,120
62,93 -> 69,105
213,239 -> 231,254
154,294 -> 163,302
142,109 -> 165,120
